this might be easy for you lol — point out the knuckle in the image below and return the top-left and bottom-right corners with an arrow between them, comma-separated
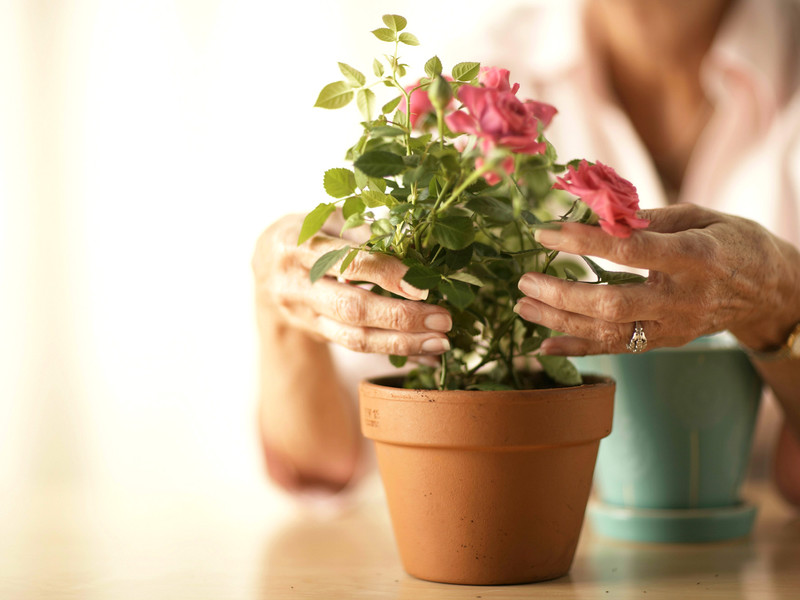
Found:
613,237 -> 641,266
343,251 -> 370,278
389,336 -> 415,356
386,304 -> 417,331
333,294 -> 366,325
596,293 -> 630,323
597,322 -> 623,349
337,326 -> 369,353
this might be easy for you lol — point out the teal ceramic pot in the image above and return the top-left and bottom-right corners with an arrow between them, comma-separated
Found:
575,334 -> 762,542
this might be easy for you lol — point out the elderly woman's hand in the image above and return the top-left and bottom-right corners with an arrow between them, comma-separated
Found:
515,204 -> 800,356
252,213 -> 452,356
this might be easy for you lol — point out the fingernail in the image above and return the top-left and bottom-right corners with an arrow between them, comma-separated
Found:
400,280 -> 429,301
424,313 -> 452,332
534,229 -> 563,247
514,301 -> 541,322
518,275 -> 540,299
421,337 -> 450,354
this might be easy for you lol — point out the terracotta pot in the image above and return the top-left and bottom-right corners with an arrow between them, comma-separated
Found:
359,375 -> 615,585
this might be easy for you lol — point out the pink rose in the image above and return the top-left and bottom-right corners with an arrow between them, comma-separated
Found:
526,100 -> 557,129
478,66 -> 557,127
446,85 -> 546,155
553,160 -> 649,237
478,67 -> 519,94
400,77 -> 454,129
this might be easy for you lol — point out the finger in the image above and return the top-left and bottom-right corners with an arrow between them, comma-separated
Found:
539,336 -> 605,357
517,271 -> 664,323
298,234 -> 428,301
637,204 -> 723,234
317,316 -> 451,356
515,297 -> 659,352
533,222 -> 697,273
515,297 -> 671,356
293,277 -> 453,333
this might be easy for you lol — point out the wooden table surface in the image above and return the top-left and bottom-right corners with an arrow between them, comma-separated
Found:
2,478 -> 798,599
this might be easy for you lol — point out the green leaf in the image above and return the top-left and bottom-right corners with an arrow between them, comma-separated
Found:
520,337 -> 542,355
314,81 -> 354,109
583,256 -> 647,285
403,265 -> 441,290
361,189 -> 389,208
538,355 -> 582,387
466,196 -> 514,223
382,14 -> 407,32
373,58 -> 384,77
338,62 -> 365,87
604,271 -> 648,285
368,177 -> 387,192
449,272 -> 484,287
444,246 -> 473,270
354,150 -> 406,177
452,61 -> 480,81
424,55 -> 443,78
340,247 -> 360,274
371,27 -> 395,42
382,96 -> 402,114
357,88 -> 377,121
354,167 -> 369,190
341,212 -> 365,232
432,216 -> 475,250
371,218 -> 394,237
393,108 -> 409,129
342,195 -> 365,219
389,354 -> 408,368
398,32 -> 420,46
439,279 -> 475,309
371,125 -> 405,137
323,168 -> 356,198
310,246 -> 350,283
298,203 -> 335,245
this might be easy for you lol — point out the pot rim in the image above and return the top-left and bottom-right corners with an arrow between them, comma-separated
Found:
359,374 -> 615,449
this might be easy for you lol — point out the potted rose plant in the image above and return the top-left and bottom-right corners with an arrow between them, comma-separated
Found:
300,15 -> 648,585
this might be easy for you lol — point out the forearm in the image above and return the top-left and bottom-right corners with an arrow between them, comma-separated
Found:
751,357 -> 800,507
257,303 -> 362,493
734,234 -> 800,506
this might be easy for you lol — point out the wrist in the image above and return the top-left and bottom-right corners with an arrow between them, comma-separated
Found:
739,319 -> 800,361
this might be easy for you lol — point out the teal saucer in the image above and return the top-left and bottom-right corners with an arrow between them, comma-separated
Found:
588,501 -> 758,543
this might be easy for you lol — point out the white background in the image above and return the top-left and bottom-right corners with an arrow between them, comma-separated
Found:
0,0 -> 527,502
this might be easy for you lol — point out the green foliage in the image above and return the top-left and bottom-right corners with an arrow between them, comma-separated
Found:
355,151 -> 406,177
425,56 -> 443,78
314,82 -> 354,109
298,203 -> 335,245
452,61 -> 480,82
299,14 -> 636,391
310,246 -> 351,283
324,168 -> 357,199
582,256 -> 647,285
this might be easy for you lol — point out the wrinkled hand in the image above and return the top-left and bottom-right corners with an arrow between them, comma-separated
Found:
252,213 -> 452,356
515,204 -> 800,356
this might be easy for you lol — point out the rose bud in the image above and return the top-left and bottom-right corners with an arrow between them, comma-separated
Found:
427,75 -> 453,112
